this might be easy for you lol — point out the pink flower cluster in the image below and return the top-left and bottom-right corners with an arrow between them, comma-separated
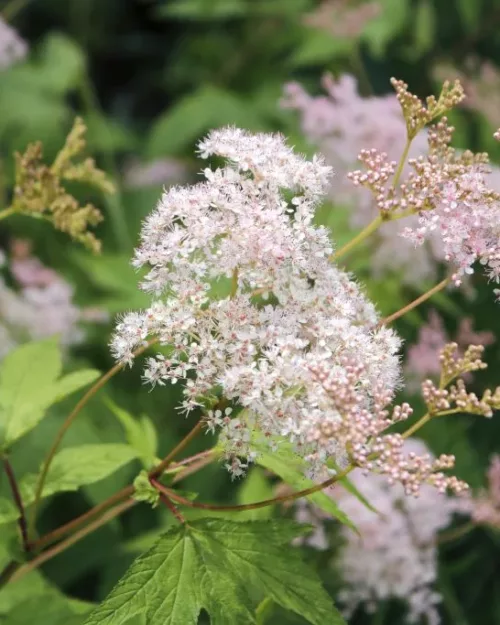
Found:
281,74 -> 441,285
295,438 -> 463,624
336,439 -> 463,624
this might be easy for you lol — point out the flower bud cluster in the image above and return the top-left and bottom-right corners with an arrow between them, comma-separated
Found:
390,77 -> 465,138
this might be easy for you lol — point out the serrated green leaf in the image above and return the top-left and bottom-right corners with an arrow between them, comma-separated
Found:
83,519 -> 345,625
255,597 -> 275,625
253,440 -> 357,532
52,370 -> 101,403
20,444 -> 138,504
0,338 -> 62,447
105,399 -> 158,468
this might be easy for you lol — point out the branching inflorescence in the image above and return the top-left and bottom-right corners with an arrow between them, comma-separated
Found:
112,88 -> 500,498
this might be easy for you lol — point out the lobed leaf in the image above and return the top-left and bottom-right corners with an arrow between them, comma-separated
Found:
83,519 -> 346,625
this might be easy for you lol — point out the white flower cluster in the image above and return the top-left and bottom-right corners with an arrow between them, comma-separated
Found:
335,439 -> 462,624
111,127 -> 402,476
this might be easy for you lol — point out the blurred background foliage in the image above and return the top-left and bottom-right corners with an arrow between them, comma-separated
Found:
2,0 -> 500,623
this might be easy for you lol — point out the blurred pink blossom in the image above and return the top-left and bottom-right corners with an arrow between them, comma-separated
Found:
281,74 -> 443,285
0,17 -> 27,70
303,0 -> 381,39
0,239 -> 107,358
405,311 -> 495,389
123,158 -> 189,189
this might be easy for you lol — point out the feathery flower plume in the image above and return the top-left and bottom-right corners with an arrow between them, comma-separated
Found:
10,118 -> 114,252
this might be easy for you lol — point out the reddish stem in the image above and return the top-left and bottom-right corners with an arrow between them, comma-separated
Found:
2,456 -> 30,552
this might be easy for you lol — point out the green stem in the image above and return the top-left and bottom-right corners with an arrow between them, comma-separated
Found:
402,413 -> 431,439
379,277 -> 451,327
330,215 -> 383,262
31,439 -> 211,554
29,340 -> 157,534
231,267 -> 239,298
149,420 -> 205,479
392,137 -> 412,188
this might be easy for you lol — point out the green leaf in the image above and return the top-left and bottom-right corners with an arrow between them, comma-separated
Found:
84,112 -> 137,154
133,470 -> 160,507
156,0 -> 247,19
83,519 -> 346,625
411,0 -> 435,57
363,0 -> 410,56
0,571 -> 53,616
20,444 -> 138,504
3,595 -> 93,625
105,399 -> 158,468
291,30 -> 354,67
256,597 -> 275,625
456,0 -> 481,30
0,338 -> 62,447
36,33 -> 86,94
253,440 -> 357,532
147,85 -> 263,157
0,496 -> 19,526
0,570 -> 93,624
52,370 -> 101,403
236,467 -> 275,520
